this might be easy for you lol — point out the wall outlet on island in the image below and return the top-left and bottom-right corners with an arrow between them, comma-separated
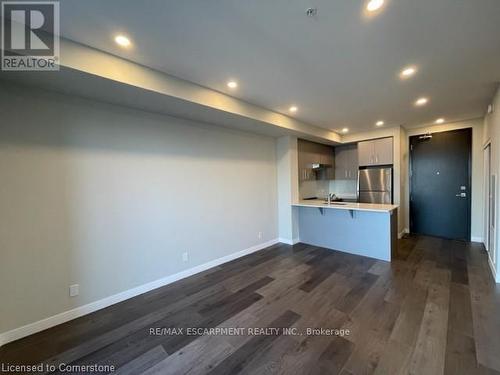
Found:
258,231 -> 263,240
69,284 -> 79,297
182,252 -> 189,262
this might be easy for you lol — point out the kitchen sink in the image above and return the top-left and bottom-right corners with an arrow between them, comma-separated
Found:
323,202 -> 348,205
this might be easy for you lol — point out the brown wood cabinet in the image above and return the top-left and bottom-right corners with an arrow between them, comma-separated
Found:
334,144 -> 358,180
298,139 -> 334,181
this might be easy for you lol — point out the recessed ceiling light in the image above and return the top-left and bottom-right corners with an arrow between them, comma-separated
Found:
435,118 -> 445,124
114,35 -> 131,47
400,66 -> 417,79
376,121 -> 384,126
227,80 -> 238,89
306,8 -> 318,17
366,0 -> 384,12
341,128 -> 349,133
415,97 -> 429,106
289,106 -> 298,113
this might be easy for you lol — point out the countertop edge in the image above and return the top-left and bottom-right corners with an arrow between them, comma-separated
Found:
292,201 -> 399,213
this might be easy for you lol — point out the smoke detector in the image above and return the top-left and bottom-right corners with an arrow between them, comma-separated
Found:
306,8 -> 318,17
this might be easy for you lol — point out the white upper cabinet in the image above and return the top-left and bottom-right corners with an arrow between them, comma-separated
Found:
358,137 -> 393,166
374,137 -> 393,165
357,140 -> 375,167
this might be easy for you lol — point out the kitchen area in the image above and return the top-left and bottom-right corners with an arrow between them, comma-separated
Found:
291,137 -> 399,261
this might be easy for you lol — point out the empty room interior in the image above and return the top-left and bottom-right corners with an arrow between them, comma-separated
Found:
1,0 -> 500,374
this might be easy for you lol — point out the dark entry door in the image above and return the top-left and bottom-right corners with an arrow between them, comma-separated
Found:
410,128 -> 471,240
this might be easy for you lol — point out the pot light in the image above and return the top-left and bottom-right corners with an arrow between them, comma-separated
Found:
400,66 -> 417,79
114,35 -> 131,47
415,97 -> 429,106
435,118 -> 445,124
289,106 -> 298,113
341,128 -> 349,133
227,81 -> 238,89
376,121 -> 384,126
366,0 -> 384,12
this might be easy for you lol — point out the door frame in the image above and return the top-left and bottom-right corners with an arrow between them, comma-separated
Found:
484,141 -> 491,251
484,141 -> 496,265
409,128 -> 472,240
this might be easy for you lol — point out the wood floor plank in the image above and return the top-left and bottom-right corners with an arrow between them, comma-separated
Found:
2,236 -> 500,375
387,283 -> 428,347
316,336 -> 355,375
448,282 -> 474,337
444,329 -> 480,375
206,310 -> 300,375
141,335 -> 234,375
114,345 -> 168,375
408,284 -> 450,375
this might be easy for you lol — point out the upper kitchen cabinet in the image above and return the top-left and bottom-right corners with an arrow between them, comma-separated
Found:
334,144 -> 358,180
358,137 -> 393,166
298,139 -> 334,181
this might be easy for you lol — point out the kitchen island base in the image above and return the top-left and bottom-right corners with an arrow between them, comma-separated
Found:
296,205 -> 398,262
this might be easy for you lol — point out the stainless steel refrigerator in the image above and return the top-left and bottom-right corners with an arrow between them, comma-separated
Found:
358,167 -> 393,204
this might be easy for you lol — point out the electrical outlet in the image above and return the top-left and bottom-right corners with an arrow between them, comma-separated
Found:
69,284 -> 79,297
182,252 -> 189,262
258,232 -> 263,240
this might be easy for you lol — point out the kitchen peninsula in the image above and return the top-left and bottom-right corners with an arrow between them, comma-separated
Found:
293,199 -> 398,261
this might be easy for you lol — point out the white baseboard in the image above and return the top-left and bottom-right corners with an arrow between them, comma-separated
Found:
278,237 -> 300,245
471,236 -> 484,243
487,255 -> 500,283
398,228 -> 409,239
0,238 -> 279,348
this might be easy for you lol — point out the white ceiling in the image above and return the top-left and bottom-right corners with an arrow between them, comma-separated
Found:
56,0 -> 500,133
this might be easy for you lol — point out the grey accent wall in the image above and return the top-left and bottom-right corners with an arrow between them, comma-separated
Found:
0,82 -> 278,334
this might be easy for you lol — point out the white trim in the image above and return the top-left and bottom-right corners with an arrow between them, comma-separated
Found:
278,237 -> 300,245
471,236 -> 484,243
487,255 -> 500,283
398,228 -> 409,239
0,238 -> 279,347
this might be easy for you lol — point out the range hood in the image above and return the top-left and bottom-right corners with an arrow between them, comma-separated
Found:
309,163 -> 332,170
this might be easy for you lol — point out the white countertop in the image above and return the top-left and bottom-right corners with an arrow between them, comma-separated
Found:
293,199 -> 398,213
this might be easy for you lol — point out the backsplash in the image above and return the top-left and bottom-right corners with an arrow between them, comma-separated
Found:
299,179 -> 357,200
299,180 -> 329,199
329,179 -> 357,198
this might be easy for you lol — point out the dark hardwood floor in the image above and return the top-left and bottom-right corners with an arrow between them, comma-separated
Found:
1,235 -> 500,374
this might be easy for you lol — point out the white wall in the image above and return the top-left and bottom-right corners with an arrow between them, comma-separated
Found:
0,82 -> 278,335
276,136 -> 299,244
405,118 -> 484,241
483,86 -> 500,281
